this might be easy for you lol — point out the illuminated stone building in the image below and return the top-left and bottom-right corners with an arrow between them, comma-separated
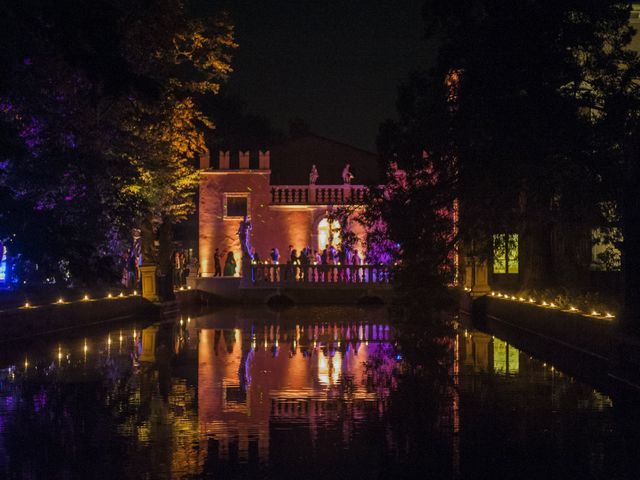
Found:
198,135 -> 381,276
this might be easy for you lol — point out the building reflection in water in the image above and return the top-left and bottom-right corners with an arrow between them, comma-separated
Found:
197,320 -> 394,465
0,311 -> 620,479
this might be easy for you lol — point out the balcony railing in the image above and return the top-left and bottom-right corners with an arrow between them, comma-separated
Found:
248,263 -> 393,286
270,185 -> 368,206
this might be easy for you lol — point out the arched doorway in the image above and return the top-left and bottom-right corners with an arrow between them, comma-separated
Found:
317,218 -> 341,251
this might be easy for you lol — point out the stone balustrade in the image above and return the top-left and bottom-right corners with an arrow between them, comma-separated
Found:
270,185 -> 368,206
247,263 -> 393,286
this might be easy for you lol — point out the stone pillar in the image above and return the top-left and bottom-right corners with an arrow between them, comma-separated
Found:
219,151 -> 230,169
309,185 -> 317,204
466,256 -> 490,297
199,148 -> 210,170
139,325 -> 159,363
239,151 -> 250,169
140,265 -> 159,302
240,256 -> 254,288
259,150 -> 270,170
464,260 -> 473,290
472,333 -> 492,372
472,258 -> 491,296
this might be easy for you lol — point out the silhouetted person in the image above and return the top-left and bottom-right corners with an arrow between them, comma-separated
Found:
214,248 -> 222,277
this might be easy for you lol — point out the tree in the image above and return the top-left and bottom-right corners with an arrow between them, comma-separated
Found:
377,1 -> 639,302
0,0 -> 236,285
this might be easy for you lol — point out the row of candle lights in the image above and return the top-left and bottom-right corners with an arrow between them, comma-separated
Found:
21,290 -> 141,309
489,291 -> 615,319
21,285 -> 195,308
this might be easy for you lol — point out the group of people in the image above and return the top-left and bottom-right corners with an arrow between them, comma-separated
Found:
121,249 -> 198,290
212,241 -> 369,282
251,244 -> 363,282
213,248 -> 238,277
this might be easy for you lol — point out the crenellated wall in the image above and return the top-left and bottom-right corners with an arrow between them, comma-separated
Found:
199,151 -> 368,277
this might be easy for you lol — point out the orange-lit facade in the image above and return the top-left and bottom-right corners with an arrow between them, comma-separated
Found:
198,135 -> 380,276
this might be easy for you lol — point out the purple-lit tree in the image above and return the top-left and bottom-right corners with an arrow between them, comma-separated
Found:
0,0 -> 235,286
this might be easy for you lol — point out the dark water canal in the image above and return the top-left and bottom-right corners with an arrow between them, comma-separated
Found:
0,306 -> 638,479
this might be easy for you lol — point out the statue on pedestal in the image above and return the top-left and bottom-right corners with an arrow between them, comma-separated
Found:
237,216 -> 253,260
342,163 -> 354,184
309,164 -> 319,185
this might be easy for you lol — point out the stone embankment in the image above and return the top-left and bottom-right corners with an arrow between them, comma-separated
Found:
0,295 -> 159,342
462,292 -> 640,392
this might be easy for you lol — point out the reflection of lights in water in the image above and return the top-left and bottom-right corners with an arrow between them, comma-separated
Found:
318,351 -> 342,385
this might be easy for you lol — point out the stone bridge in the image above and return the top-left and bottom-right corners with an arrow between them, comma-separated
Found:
189,264 -> 394,305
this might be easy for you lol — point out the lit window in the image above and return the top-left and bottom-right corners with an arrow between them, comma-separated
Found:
493,233 -> 518,274
591,227 -> 622,271
317,218 -> 341,251
224,194 -> 249,219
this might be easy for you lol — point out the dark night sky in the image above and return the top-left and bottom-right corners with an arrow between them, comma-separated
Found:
221,0 -> 434,152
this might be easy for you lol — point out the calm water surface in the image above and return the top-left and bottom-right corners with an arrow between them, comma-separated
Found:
0,306 -> 638,479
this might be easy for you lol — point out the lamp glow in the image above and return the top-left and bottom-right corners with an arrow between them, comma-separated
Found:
119,292 -> 124,297
107,293 -> 112,298
24,302 -> 30,308
591,310 -> 600,316
83,294 -> 89,301
57,298 -> 64,304
605,312 -> 614,318
569,306 -> 578,312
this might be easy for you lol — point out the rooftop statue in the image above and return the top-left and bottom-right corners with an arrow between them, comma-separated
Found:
309,164 -> 319,185
342,163 -> 354,185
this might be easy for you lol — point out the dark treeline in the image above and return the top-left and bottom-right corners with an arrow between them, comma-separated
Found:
375,1 -> 640,330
